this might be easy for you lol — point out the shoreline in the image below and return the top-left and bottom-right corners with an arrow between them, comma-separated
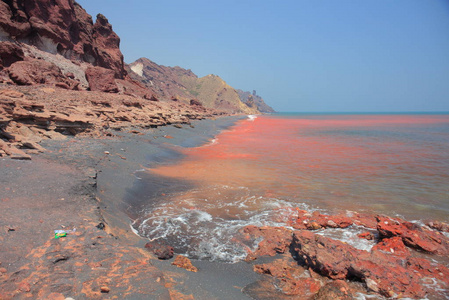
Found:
0,115 -> 265,299
2,115 -> 449,299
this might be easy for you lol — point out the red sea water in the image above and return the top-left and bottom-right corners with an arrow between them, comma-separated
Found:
133,113 -> 449,262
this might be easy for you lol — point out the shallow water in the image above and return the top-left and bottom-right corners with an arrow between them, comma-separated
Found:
132,113 -> 449,262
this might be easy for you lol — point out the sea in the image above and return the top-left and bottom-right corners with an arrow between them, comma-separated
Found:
132,113 -> 449,263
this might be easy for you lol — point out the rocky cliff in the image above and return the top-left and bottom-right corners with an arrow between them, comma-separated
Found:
127,57 -> 196,102
0,0 -> 126,78
129,58 -> 264,114
236,89 -> 275,113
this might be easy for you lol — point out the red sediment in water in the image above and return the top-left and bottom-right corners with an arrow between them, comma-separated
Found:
150,114 -> 449,219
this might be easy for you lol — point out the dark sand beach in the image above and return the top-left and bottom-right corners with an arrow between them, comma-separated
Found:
0,116 -> 268,299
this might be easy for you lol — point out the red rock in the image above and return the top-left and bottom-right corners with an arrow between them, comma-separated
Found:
47,292 -> 65,300
144,241 -> 174,260
8,59 -> 64,86
376,215 -> 449,255
357,232 -> 375,240
85,66 -> 118,93
254,257 -> 321,296
288,209 -> 353,230
314,280 -> 353,300
92,14 -> 126,79
172,255 -> 198,272
292,230 -> 431,298
0,0 -> 127,78
239,225 -> 292,258
0,42 -> 24,68
372,236 -> 410,258
18,281 -> 31,292
278,277 -> 321,296
351,212 -> 378,229
100,286 -> 110,293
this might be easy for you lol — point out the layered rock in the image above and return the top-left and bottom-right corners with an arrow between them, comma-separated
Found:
0,85 -> 223,159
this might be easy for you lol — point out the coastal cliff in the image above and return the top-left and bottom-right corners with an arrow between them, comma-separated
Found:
0,0 -> 270,159
129,57 -> 271,114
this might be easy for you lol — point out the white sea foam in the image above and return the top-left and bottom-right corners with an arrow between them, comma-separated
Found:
315,226 -> 377,251
247,115 -> 258,121
132,185 -> 300,262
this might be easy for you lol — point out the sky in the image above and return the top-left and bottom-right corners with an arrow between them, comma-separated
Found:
76,0 -> 449,112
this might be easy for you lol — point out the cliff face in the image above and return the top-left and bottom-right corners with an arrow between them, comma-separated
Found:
0,0 -> 269,114
237,89 -> 275,113
180,74 -> 259,114
127,57 -> 196,102
129,58 -> 260,114
0,0 -> 126,78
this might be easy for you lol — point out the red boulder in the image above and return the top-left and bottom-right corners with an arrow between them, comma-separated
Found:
85,66 -> 119,93
376,215 -> 449,255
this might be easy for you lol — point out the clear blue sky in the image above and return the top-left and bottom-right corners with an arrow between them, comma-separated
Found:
77,0 -> 449,112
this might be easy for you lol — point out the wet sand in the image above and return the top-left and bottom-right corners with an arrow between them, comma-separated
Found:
0,116 -> 266,299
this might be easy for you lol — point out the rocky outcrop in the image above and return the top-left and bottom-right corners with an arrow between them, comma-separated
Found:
236,89 -> 275,113
292,230 -> 449,298
0,0 -> 126,78
240,208 -> 449,299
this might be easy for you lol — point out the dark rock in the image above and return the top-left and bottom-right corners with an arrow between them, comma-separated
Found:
0,42 -> 25,67
148,94 -> 159,101
144,242 -> 174,260
190,99 -> 202,106
426,220 -> 449,233
314,280 -> 353,300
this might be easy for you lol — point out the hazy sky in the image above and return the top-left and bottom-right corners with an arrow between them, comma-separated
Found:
77,0 -> 449,112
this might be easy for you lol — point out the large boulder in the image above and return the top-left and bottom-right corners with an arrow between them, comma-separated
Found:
8,59 -> 75,88
85,66 -> 118,93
